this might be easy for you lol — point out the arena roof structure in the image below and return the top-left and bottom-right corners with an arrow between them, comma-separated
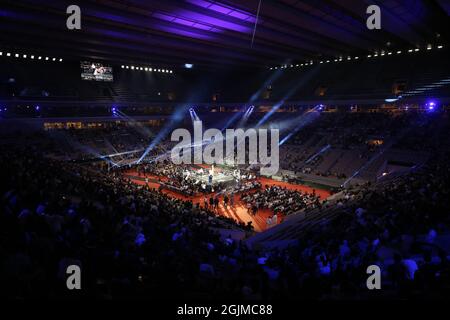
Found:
1,0 -> 449,68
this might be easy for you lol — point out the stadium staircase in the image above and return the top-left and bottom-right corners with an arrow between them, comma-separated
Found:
111,82 -> 137,102
246,203 -> 346,249
402,75 -> 450,98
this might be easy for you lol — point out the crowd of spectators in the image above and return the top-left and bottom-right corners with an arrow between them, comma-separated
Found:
241,185 -> 321,216
1,111 -> 450,300
0,146 -> 254,299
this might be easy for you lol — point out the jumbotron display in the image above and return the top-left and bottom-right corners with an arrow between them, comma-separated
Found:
80,61 -> 113,82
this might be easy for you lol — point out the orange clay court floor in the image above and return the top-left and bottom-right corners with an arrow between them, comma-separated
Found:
123,169 -> 331,232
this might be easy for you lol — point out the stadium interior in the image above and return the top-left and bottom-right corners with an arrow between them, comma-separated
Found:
1,0 -> 450,302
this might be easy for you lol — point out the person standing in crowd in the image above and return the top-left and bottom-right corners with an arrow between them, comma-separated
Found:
209,196 -> 214,210
204,196 -> 208,209
252,204 -> 258,216
214,196 -> 219,211
272,213 -> 278,225
223,194 -> 229,208
230,193 -> 235,207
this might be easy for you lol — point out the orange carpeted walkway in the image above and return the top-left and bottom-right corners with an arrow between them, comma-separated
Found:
125,169 -> 331,232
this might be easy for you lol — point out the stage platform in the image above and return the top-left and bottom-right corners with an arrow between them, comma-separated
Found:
195,172 -> 236,186
185,164 -> 241,187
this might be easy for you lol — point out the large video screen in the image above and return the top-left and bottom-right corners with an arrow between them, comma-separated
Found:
80,61 -> 113,82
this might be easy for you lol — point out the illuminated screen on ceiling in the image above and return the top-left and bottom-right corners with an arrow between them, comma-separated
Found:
80,61 -> 113,82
